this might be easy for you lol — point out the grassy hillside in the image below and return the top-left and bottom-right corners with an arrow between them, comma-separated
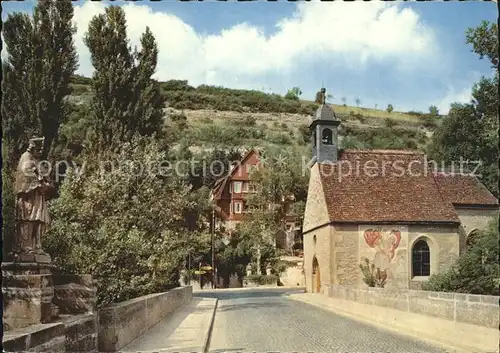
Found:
67,75 -> 440,153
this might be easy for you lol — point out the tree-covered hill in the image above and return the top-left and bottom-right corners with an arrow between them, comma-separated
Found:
66,75 -> 440,155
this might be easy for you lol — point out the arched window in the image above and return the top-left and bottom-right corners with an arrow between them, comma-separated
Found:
412,240 -> 430,276
322,128 -> 333,145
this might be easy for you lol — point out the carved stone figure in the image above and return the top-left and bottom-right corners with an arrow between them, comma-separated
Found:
315,88 -> 326,105
14,137 -> 51,259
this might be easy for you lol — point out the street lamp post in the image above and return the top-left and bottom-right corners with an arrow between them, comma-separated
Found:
187,250 -> 191,285
211,207 -> 216,289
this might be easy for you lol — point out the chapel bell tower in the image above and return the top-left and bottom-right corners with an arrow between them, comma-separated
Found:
309,88 -> 341,163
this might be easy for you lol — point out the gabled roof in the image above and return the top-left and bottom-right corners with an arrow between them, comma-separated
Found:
318,149 -> 460,224
433,172 -> 498,207
211,148 -> 260,200
313,104 -> 339,122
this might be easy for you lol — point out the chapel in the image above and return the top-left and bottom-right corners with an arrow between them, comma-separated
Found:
302,89 -> 498,293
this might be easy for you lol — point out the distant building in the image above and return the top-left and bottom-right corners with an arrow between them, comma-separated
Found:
210,148 -> 302,254
302,89 -> 498,294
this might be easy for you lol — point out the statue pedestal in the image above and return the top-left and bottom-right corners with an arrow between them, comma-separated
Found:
2,261 -> 57,330
13,251 -> 52,264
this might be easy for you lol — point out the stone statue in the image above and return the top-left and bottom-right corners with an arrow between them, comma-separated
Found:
14,137 -> 52,260
315,88 -> 326,105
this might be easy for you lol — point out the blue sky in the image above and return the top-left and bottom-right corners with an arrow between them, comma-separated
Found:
2,1 -> 497,114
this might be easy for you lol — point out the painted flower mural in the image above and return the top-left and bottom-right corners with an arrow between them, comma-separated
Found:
363,229 -> 401,281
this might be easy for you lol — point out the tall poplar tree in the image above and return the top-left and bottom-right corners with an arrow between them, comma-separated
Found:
84,6 -> 164,152
2,0 -> 78,163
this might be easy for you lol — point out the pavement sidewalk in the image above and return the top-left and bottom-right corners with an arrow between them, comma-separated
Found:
121,297 -> 218,353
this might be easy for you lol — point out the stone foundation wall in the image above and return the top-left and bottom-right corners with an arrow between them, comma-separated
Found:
2,263 -> 56,330
62,313 -> 98,353
327,284 -> 498,329
3,273 -> 99,353
53,274 -> 97,315
3,322 -> 66,352
97,286 -> 193,352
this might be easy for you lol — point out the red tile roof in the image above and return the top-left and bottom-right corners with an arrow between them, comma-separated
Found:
433,172 -> 498,206
211,148 -> 259,200
318,149 -> 460,224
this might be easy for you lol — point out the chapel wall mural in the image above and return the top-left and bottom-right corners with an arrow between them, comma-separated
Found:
358,226 -> 409,288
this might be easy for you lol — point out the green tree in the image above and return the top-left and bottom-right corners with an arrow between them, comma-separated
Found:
427,21 -> 498,196
2,0 -> 78,163
285,87 -> 302,101
298,124 -> 311,145
428,105 -> 439,116
355,98 -> 361,107
188,148 -> 243,190
465,20 -> 498,68
341,97 -> 347,106
84,6 -> 165,152
423,219 -> 499,295
386,104 -> 394,113
45,137 -> 197,307
243,146 -> 309,265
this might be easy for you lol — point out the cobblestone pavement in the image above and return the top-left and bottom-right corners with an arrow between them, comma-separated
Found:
195,288 -> 449,353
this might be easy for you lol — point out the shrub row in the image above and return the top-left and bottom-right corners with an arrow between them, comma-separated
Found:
245,274 -> 279,285
162,85 -> 317,115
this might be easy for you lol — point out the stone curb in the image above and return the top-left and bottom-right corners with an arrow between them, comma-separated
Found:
194,286 -> 306,293
203,298 -> 218,353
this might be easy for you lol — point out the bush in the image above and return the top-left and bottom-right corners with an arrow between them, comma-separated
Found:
45,138 -> 196,307
298,124 -> 310,145
269,132 -> 292,145
200,116 -> 214,124
284,87 -> 301,101
423,219 -> 499,295
422,114 -> 438,129
386,104 -> 394,113
359,257 -> 386,288
384,118 -> 397,128
70,84 -> 90,95
162,87 -> 314,114
161,79 -> 195,92
405,139 -> 418,149
243,115 -> 256,126
341,135 -> 363,149
251,128 -> 266,139
354,113 -> 365,123
428,105 -> 439,116
245,274 -> 279,285
70,74 -> 92,85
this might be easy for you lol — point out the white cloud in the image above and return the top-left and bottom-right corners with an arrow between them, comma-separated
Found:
434,87 -> 472,115
72,1 -> 437,88
430,71 -> 483,114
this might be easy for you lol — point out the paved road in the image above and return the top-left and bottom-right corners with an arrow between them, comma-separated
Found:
195,288 -> 448,353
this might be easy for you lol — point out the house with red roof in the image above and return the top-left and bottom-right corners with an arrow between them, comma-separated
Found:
210,148 -> 260,229
303,89 -> 498,294
210,148 -> 302,254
